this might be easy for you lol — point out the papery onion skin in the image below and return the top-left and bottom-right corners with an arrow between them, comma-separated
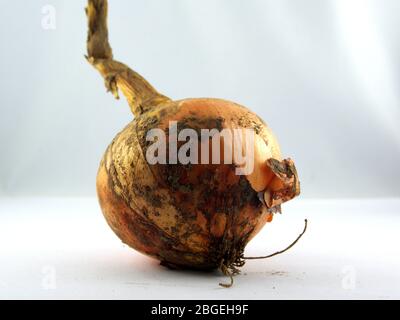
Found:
96,98 -> 298,269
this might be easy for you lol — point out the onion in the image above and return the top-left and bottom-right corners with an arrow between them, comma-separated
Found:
86,0 -> 303,287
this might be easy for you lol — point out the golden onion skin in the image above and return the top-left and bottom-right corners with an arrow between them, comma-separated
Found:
96,98 -> 287,269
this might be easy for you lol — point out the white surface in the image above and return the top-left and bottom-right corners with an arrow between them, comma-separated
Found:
0,197 -> 399,300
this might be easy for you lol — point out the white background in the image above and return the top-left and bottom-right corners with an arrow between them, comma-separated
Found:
0,0 -> 399,198
0,0 -> 399,299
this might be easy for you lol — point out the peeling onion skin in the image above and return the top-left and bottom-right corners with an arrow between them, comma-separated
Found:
88,0 -> 300,271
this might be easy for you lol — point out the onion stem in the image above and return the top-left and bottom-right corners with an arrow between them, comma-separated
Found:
85,0 -> 170,117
